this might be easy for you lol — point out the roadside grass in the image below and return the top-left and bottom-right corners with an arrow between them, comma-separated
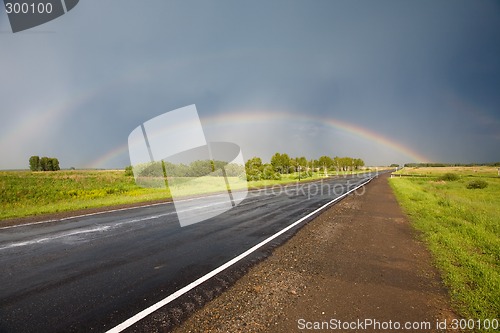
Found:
393,166 -> 498,178
0,170 -> 170,220
389,172 -> 500,327
0,168 -> 378,221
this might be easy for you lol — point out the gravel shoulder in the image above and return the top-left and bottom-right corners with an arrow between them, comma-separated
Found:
173,174 -> 459,332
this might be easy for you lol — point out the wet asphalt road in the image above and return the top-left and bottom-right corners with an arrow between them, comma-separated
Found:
0,174 -> 375,332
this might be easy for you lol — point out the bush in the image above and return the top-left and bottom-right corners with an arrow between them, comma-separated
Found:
246,168 -> 261,181
124,165 -> 134,177
439,173 -> 459,181
466,180 -> 488,189
262,169 -> 281,180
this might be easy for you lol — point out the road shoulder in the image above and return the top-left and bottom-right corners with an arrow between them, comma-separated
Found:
173,174 -> 459,332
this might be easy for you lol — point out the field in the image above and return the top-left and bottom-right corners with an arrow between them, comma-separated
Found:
393,166 -> 499,177
0,168 -> 378,222
389,167 -> 499,326
0,170 -> 171,221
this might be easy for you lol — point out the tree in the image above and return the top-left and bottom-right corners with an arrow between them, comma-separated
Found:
29,155 -> 40,171
294,156 -> 307,178
187,160 -> 213,177
296,156 -> 307,169
52,157 -> 61,171
261,164 -> 280,180
245,157 -> 263,181
40,157 -> 49,171
271,153 -> 291,174
224,163 -> 246,177
46,158 -> 54,171
319,155 -> 333,176
51,158 -> 60,171
281,153 -> 291,173
311,159 -> 319,171
243,153 -> 365,181
353,158 -> 365,170
36,156 -> 60,171
245,157 -> 262,170
334,156 -> 352,171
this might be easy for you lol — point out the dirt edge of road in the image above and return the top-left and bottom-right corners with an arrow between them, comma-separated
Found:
165,174 -> 459,333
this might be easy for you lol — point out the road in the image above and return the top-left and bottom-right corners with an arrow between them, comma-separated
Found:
0,174 -> 375,332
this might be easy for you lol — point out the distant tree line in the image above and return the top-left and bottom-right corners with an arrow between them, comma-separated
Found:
125,153 -> 366,182
29,155 -> 60,171
245,153 -> 365,181
128,160 -> 245,178
404,162 -> 500,167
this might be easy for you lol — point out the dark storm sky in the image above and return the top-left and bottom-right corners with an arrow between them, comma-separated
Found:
0,0 -> 499,169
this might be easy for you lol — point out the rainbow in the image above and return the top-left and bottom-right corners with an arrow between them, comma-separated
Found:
0,71 -> 124,159
87,110 -> 430,168
204,111 -> 429,162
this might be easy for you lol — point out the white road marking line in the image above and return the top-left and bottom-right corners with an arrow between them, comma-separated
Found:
0,196 -> 260,250
0,174 -> 372,230
0,195 -> 229,230
0,202 -> 172,230
105,177 -> 373,333
0,197 -> 262,249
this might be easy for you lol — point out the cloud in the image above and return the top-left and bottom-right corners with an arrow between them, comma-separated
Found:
0,0 -> 499,169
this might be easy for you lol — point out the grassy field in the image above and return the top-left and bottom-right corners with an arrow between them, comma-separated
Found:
389,167 -> 499,327
0,170 -> 171,221
393,166 -> 499,178
0,168 -> 378,222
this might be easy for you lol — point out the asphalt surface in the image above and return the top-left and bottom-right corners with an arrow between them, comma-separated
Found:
0,174 -> 376,332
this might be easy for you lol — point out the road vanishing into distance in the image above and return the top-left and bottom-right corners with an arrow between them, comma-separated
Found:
0,173 -> 378,332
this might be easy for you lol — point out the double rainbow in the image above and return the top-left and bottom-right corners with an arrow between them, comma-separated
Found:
88,110 -> 429,168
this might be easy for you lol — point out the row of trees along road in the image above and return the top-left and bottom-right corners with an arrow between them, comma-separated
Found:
245,153 -> 365,181
125,154 -> 365,182
29,155 -> 60,171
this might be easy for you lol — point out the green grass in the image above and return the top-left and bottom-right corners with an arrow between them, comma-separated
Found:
389,172 -> 499,328
0,170 -> 171,221
393,166 -> 499,178
0,169 -> 377,222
